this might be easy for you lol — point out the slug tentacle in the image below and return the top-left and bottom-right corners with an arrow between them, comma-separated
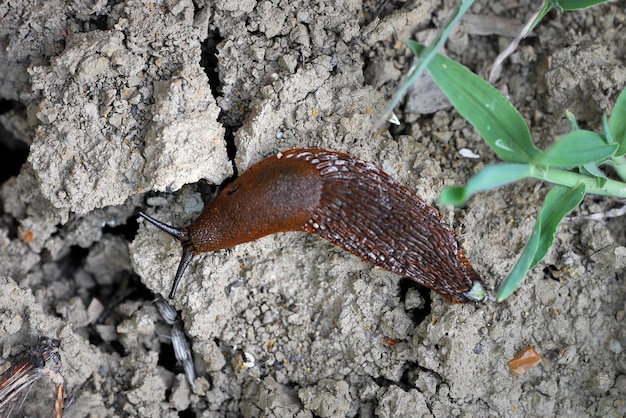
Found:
137,210 -> 188,240
137,210 -> 196,298
170,249 -> 194,299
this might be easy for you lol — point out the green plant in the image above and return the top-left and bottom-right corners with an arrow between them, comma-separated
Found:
375,0 -> 474,129
376,0 -> 614,125
408,41 -> 626,301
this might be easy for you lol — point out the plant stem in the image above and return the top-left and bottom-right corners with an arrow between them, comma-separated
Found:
534,166 -> 626,197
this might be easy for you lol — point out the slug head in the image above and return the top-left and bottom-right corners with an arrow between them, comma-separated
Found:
136,152 -> 323,299
185,153 -> 322,253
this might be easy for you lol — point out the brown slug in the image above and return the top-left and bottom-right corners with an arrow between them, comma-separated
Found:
138,149 -> 485,303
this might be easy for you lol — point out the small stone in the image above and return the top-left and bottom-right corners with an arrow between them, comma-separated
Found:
507,346 -> 542,376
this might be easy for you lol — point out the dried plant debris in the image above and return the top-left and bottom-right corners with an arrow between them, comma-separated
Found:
0,338 -> 64,418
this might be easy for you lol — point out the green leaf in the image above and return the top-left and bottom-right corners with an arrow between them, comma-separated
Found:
535,130 -> 617,168
610,87 -> 626,156
552,0 -> 612,10
497,183 -> 586,301
609,157 -> 626,182
439,164 -> 533,206
602,114 -> 614,144
495,221 -> 541,302
374,0 -> 476,129
409,41 -> 540,164
531,183 -> 586,266
580,163 -> 608,182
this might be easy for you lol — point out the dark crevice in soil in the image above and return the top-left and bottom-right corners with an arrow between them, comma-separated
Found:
2,217 -> 20,239
543,264 -> 559,281
61,245 -> 91,273
389,120 -> 413,139
200,29 -> 238,169
200,30 -> 223,100
0,100 -> 29,183
373,372 -> 414,393
223,124 -> 237,171
178,408 -> 197,418
89,14 -> 110,31
158,341 -> 177,370
398,278 -> 432,324
191,180 -> 220,207
0,99 -> 24,114
400,361 -> 443,390
104,215 -> 139,242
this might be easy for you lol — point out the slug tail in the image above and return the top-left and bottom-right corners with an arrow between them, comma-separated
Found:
137,210 -> 195,299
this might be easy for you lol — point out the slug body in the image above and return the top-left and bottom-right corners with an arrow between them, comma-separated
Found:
138,149 -> 485,303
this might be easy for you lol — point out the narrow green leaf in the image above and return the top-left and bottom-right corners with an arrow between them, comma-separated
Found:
535,130 -> 617,168
374,0 -> 475,129
496,220 -> 541,302
602,114 -> 614,144
553,0 -> 612,10
580,163 -> 608,181
497,183 -> 586,301
530,183 -> 586,267
610,87 -> 626,156
409,41 -> 540,164
439,164 -> 533,206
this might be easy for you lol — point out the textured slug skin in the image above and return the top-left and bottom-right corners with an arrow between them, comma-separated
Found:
182,149 -> 482,303
186,150 -> 323,251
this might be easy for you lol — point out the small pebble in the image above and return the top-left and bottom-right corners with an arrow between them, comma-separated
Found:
507,346 -> 541,376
